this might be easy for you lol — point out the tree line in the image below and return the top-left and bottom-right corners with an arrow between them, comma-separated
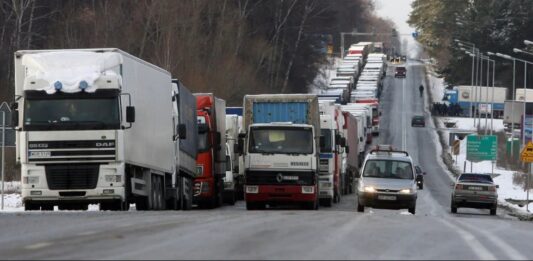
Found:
408,0 -> 533,92
0,0 -> 393,105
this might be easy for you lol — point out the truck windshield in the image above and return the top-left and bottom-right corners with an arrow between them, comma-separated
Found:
24,97 -> 120,131
362,160 -> 413,179
249,127 -> 313,155
197,132 -> 210,152
320,129 -> 332,153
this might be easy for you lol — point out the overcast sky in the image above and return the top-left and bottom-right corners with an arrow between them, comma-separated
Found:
374,0 -> 415,34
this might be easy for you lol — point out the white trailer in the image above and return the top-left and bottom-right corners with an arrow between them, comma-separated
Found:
14,49 -> 194,211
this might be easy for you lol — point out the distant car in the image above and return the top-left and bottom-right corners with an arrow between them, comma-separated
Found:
401,55 -> 407,61
451,173 -> 498,215
415,166 -> 425,189
411,115 -> 425,127
394,66 -> 406,78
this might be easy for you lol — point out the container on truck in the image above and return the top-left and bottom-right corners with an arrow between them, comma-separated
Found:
14,49 -> 198,211
318,101 -> 346,206
340,111 -> 360,194
194,93 -> 226,208
224,114 -> 244,204
242,94 -> 321,210
503,100 -> 524,130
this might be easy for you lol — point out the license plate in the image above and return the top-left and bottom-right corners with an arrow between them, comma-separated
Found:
378,195 -> 397,201
29,151 -> 51,158
468,186 -> 483,191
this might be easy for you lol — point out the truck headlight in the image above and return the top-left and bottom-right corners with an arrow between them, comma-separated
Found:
23,176 -> 39,184
364,186 -> 376,193
400,189 -> 412,194
246,185 -> 258,194
320,182 -> 332,188
196,166 -> 204,176
105,175 -> 122,183
302,186 -> 315,194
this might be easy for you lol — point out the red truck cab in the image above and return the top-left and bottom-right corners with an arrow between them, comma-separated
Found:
194,94 -> 226,208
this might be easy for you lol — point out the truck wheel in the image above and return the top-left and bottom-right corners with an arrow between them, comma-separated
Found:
246,202 -> 258,210
490,207 -> 497,216
320,198 -> 333,207
357,201 -> 364,212
182,177 -> 193,210
24,202 -> 39,211
135,197 -> 149,211
418,183 -> 423,190
41,204 -> 54,211
451,205 -> 457,214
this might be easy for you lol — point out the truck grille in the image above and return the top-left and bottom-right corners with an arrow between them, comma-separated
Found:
28,140 -> 116,163
245,171 -> 315,186
45,164 -> 99,190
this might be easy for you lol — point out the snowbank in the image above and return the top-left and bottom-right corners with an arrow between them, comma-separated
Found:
425,62 -> 533,215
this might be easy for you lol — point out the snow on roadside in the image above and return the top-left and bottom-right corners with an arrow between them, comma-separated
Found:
425,62 -> 533,215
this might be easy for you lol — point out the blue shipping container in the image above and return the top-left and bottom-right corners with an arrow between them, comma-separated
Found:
226,107 -> 243,116
253,102 -> 308,124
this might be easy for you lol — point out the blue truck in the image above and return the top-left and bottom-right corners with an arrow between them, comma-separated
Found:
242,94 -> 321,210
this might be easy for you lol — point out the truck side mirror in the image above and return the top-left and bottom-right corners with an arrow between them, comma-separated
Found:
345,146 -> 350,154
359,137 -> 363,142
233,165 -> 239,174
234,143 -> 243,155
178,123 -> 186,139
126,106 -> 135,123
12,113 -> 18,128
379,111 -> 382,116
319,136 -> 325,148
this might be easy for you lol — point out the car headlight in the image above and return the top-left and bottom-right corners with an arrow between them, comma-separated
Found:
400,189 -> 411,194
364,186 -> 376,193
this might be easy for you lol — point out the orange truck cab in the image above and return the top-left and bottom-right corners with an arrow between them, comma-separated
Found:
194,94 -> 226,208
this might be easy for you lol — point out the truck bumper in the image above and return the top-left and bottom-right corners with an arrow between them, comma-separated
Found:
358,192 -> 416,209
22,187 -> 125,205
245,185 -> 316,203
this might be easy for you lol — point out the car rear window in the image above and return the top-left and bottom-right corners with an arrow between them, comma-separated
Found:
459,174 -> 493,184
396,67 -> 406,72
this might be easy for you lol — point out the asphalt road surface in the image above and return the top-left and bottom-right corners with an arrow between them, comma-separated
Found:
2,61 -> 533,260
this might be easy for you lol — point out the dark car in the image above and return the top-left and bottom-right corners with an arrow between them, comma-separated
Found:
394,66 -> 406,78
451,173 -> 498,215
401,55 -> 407,61
411,115 -> 425,127
415,166 -> 425,189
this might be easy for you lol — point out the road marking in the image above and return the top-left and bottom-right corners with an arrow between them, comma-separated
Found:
24,242 -> 53,250
453,221 -> 528,260
402,77 -> 407,151
439,218 -> 497,260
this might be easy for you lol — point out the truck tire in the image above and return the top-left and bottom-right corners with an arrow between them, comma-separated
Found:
303,201 -> 318,210
224,191 -> 236,206
246,202 -> 259,210
136,197 -> 149,211
320,198 -> 333,207
182,176 -> 193,210
451,205 -> 457,214
24,202 -> 39,211
41,204 -> 54,211
357,201 -> 364,212
490,207 -> 497,216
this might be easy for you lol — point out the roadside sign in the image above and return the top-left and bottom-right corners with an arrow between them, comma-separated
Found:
452,140 -> 460,155
466,135 -> 497,162
520,141 -> 533,163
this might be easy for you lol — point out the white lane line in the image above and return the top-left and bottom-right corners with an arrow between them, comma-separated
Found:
439,218 -> 497,260
454,221 -> 528,260
24,242 -> 53,250
402,77 -> 407,151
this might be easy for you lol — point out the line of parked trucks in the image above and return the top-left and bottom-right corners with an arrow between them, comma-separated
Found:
13,46 -> 389,211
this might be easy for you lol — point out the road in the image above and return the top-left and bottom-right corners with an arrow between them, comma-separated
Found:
2,61 -> 533,260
